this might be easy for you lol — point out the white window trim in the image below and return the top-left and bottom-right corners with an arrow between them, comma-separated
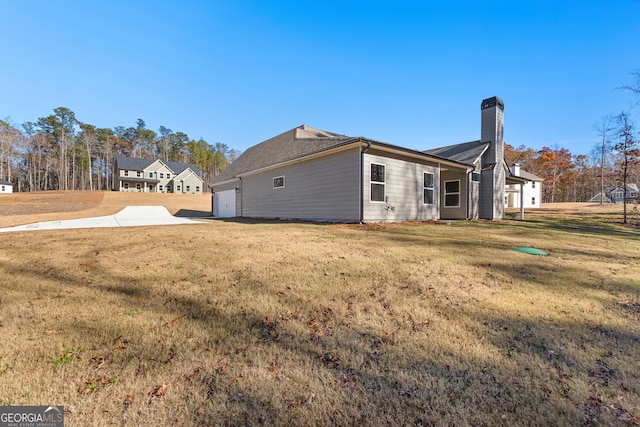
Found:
273,175 -> 285,189
444,179 -> 460,208
423,172 -> 434,205
370,163 -> 386,203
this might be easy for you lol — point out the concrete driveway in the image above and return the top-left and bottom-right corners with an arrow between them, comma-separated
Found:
0,206 -> 204,233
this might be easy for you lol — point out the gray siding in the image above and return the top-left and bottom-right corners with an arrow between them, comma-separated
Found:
440,170 -> 467,220
362,151 -> 440,222
239,149 -> 361,222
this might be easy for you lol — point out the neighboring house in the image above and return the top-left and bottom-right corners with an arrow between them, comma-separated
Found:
504,164 -> 543,209
210,96 -> 530,222
0,178 -> 13,194
114,156 -> 204,194
609,184 -> 639,204
588,193 -> 612,203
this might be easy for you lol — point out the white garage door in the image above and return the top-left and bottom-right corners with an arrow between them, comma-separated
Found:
216,190 -> 236,218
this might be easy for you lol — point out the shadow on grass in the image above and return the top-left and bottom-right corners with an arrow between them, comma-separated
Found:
174,208 -> 212,218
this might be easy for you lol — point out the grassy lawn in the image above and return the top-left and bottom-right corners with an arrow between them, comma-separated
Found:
0,204 -> 638,426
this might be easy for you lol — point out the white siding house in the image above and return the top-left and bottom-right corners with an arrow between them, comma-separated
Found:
505,164 -> 543,209
0,178 -> 13,194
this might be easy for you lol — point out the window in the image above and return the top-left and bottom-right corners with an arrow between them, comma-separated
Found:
159,185 -> 163,191
370,164 -> 385,202
273,176 -> 285,189
149,172 -> 153,178
423,172 -> 434,205
196,186 -> 200,192
532,181 -> 536,188
1,186 -> 4,191
186,185 -> 190,192
167,173 -> 171,179
136,183 -> 141,191
444,180 -> 460,207
136,171 -> 141,177
124,183 -> 129,189
531,197 -> 536,205
177,185 -> 181,192
160,172 -> 164,179
124,170 -> 129,177
471,172 -> 480,182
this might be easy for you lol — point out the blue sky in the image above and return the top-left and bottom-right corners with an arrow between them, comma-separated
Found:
2,1 -> 639,157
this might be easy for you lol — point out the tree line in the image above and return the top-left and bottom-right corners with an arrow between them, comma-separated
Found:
1,72 -> 639,201
0,107 -> 235,192
506,70 -> 640,207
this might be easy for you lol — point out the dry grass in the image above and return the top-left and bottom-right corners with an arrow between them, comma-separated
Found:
0,195 -> 639,426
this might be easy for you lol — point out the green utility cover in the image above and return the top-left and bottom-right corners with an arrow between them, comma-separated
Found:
514,247 -> 548,256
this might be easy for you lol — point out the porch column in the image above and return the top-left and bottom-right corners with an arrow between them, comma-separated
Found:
519,183 -> 525,220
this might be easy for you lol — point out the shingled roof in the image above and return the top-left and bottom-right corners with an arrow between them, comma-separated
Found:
0,178 -> 11,186
115,156 -> 201,177
211,125 -> 358,184
423,140 -> 489,165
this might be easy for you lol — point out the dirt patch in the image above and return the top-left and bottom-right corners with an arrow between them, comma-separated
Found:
0,191 -> 212,227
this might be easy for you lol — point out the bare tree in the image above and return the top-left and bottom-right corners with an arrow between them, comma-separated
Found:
593,116 -> 614,204
614,111 -> 639,224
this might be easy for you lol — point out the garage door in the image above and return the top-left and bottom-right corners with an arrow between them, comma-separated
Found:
216,190 -> 236,218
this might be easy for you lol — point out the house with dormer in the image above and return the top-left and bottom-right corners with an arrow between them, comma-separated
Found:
114,156 -> 204,194
210,97 -> 529,222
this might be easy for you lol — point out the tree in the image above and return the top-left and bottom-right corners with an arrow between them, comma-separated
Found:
36,107 -> 78,190
535,146 -> 575,203
621,69 -> 640,96
613,111 -> 640,224
0,119 -> 20,182
593,116 -> 614,204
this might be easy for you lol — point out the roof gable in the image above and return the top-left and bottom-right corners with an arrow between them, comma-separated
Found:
212,124 -> 355,183
115,155 -> 155,171
116,155 -> 201,178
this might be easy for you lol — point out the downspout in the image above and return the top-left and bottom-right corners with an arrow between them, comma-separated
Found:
466,171 -> 471,220
238,176 -> 243,217
359,141 -> 371,224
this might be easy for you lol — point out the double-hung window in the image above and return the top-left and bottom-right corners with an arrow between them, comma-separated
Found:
370,164 -> 385,202
444,180 -> 460,207
423,172 -> 434,205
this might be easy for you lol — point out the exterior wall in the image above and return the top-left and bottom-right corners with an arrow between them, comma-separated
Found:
174,172 -> 203,194
467,168 -> 480,220
439,170 -> 467,220
479,97 -> 506,220
505,181 -> 542,208
362,150 -> 441,222
239,148 -> 362,222
0,184 -> 13,193
145,163 -> 174,192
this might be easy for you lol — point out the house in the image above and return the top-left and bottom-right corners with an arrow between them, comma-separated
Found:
0,178 -> 13,194
210,96 -> 530,222
504,164 -> 543,209
609,184 -> 639,203
588,193 -> 612,203
114,156 -> 204,194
